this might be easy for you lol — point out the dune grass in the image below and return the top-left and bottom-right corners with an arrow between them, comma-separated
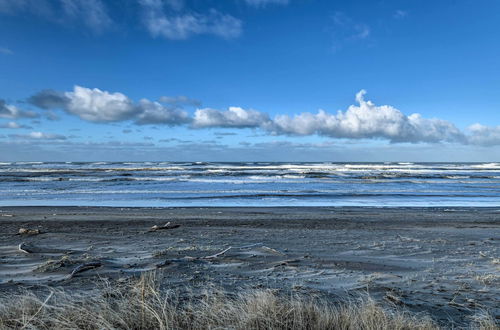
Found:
0,272 -> 496,330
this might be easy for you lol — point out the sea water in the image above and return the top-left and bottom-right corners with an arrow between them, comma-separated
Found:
0,162 -> 499,207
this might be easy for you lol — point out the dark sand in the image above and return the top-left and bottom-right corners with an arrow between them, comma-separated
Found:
1,207 -> 499,326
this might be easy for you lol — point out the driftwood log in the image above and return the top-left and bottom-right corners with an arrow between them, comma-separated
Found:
17,228 -> 41,236
148,222 -> 180,232
18,242 -> 34,254
68,262 -> 102,278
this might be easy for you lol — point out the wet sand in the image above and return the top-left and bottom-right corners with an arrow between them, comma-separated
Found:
0,207 -> 499,326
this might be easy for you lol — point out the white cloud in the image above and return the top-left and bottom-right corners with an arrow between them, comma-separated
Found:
28,85 -> 190,125
139,0 -> 242,40
243,0 -> 289,7
0,100 -> 39,119
135,99 -> 190,125
268,90 -> 464,143
25,87 -> 500,146
467,124 -> 500,146
193,106 -> 270,128
64,86 -> 138,122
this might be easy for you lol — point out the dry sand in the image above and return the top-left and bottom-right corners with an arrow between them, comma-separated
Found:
0,207 -> 498,327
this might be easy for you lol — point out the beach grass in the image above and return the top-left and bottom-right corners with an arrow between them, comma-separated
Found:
0,272 -> 496,330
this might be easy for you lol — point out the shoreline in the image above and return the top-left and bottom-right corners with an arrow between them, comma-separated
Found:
3,205 -> 500,211
1,206 -> 498,326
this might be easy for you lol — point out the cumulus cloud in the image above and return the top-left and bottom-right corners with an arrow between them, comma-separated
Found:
10,131 -> 67,140
63,86 -> 138,122
0,100 -> 39,119
139,0 -> 242,40
466,124 -> 500,146
24,86 -> 500,146
268,90 -> 464,144
243,0 -> 289,7
135,99 -> 190,125
193,106 -> 270,128
28,85 -> 190,126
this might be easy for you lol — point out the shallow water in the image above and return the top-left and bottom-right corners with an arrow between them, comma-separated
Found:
1,161 -> 500,206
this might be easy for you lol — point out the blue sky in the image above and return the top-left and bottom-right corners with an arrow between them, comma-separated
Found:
1,0 -> 500,161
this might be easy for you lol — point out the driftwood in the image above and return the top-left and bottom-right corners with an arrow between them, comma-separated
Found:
17,242 -> 71,254
148,222 -> 181,232
68,262 -> 102,278
17,228 -> 41,236
259,246 -> 285,256
155,247 -> 232,267
18,242 -> 33,254
155,243 -> 269,268
203,247 -> 232,259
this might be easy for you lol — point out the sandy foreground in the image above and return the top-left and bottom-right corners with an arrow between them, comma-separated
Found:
0,207 -> 498,326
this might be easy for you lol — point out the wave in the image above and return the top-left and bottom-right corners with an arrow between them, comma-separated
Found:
471,163 -> 500,169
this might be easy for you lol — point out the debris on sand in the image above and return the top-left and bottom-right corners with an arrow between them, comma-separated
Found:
35,255 -> 98,272
68,262 -> 102,278
203,247 -> 232,259
17,227 -> 41,236
18,242 -> 33,254
259,246 -> 285,256
148,222 -> 181,232
385,292 -> 404,306
17,242 -> 71,254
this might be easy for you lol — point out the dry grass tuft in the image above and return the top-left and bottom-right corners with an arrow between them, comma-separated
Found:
0,272 -> 497,330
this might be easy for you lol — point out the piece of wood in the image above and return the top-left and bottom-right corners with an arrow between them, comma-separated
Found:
18,242 -> 32,254
203,247 -> 232,259
18,228 -> 41,236
17,242 -> 70,254
259,246 -> 285,256
148,222 -> 181,232
68,262 -> 102,278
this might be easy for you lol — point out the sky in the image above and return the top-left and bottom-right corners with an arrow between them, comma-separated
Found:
1,0 -> 500,162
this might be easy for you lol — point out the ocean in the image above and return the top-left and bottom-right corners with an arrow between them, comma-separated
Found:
0,162 -> 499,207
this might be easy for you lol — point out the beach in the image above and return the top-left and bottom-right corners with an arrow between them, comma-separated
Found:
1,206 -> 498,327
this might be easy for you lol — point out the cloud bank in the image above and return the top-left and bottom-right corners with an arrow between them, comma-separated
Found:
14,85 -> 500,146
268,90 -> 464,144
